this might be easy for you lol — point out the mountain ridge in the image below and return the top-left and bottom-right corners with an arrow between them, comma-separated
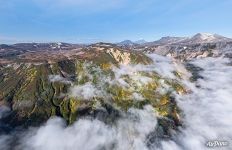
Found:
1,33 -> 231,47
145,33 -> 232,46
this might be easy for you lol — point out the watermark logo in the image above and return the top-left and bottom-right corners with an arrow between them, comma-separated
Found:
206,140 -> 229,148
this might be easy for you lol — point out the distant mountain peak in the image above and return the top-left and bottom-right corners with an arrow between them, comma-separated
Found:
189,33 -> 230,43
192,33 -> 217,40
160,36 -> 187,41
117,40 -> 136,46
152,36 -> 188,45
135,39 -> 147,44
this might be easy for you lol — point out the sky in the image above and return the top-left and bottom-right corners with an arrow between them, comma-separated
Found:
0,0 -> 232,44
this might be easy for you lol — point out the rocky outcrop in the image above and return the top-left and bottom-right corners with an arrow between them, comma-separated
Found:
0,44 -> 186,138
143,41 -> 232,61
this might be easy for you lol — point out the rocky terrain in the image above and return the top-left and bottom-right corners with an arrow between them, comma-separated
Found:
136,33 -> 232,61
0,33 -> 231,150
0,42 -> 186,130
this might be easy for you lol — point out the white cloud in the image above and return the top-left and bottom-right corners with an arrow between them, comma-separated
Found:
49,75 -> 72,84
1,56 -> 232,150
70,82 -> 102,100
147,54 -> 177,79
159,57 -> 232,150
9,105 -> 156,150
131,92 -> 144,101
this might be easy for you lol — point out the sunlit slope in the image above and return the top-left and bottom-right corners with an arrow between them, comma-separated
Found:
0,43 -> 186,137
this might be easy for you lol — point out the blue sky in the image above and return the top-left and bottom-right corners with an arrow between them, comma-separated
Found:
0,0 -> 232,43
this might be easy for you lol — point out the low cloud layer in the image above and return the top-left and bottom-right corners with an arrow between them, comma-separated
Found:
0,106 -> 157,150
49,75 -> 72,84
1,56 -> 232,150
70,82 -> 102,100
160,57 -> 232,150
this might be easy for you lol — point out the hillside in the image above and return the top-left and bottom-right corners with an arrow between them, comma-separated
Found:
0,36 -> 231,150
0,43 -> 187,141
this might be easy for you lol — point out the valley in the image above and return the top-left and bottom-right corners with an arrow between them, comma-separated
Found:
0,33 -> 232,150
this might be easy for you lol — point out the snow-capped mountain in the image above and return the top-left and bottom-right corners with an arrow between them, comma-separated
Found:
146,33 -> 232,46
182,33 -> 231,44
141,33 -> 232,60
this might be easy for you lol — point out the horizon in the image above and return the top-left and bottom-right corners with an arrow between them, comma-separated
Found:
1,32 -> 231,45
1,0 -> 232,44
